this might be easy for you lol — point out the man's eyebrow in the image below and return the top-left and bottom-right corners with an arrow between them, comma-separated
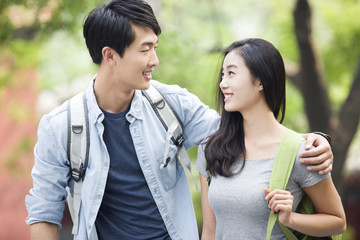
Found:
141,40 -> 159,46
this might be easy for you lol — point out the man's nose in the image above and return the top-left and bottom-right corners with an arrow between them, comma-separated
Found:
149,50 -> 159,67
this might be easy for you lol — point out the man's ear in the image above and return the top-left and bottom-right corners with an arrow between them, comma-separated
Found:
102,47 -> 116,65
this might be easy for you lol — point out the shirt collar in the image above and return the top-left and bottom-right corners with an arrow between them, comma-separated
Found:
127,89 -> 144,120
84,75 -> 144,123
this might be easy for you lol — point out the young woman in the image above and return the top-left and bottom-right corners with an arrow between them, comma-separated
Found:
196,38 -> 346,239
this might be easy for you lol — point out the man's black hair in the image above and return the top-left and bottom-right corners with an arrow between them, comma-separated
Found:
83,0 -> 161,64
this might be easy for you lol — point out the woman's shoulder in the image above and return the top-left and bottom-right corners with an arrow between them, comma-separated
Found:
292,141 -> 330,188
196,143 -> 210,177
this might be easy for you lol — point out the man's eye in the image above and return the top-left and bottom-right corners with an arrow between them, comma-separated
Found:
141,49 -> 150,52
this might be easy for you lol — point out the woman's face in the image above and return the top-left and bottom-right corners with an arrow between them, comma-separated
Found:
220,50 -> 263,113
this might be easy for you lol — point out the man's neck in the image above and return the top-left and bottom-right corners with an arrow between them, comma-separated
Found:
93,73 -> 134,113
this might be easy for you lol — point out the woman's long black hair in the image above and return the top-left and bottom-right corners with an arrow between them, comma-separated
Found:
205,38 -> 286,177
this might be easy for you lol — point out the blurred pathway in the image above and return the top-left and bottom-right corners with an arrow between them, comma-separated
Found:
0,61 -> 38,240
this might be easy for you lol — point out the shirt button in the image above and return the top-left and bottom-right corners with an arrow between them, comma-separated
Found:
104,162 -> 108,167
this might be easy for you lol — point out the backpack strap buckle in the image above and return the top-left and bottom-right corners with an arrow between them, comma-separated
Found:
71,163 -> 86,182
173,135 -> 184,147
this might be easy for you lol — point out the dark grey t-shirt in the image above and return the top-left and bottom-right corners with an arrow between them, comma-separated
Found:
196,141 -> 330,240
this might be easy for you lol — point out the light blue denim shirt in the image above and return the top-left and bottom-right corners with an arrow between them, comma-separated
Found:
25,78 -> 219,240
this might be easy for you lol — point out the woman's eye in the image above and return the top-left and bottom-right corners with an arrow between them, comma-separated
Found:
229,71 -> 235,75
221,72 -> 224,78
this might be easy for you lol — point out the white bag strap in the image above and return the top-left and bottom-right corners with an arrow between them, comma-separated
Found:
143,85 -> 184,146
143,85 -> 197,190
160,121 -> 178,169
66,91 -> 89,235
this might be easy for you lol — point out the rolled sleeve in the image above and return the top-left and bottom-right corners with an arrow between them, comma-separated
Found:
25,193 -> 65,228
26,112 -> 70,228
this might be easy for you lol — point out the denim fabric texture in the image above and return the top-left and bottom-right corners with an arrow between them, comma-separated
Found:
25,77 -> 219,240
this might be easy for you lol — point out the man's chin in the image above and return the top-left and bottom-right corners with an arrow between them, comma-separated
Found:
138,81 -> 151,90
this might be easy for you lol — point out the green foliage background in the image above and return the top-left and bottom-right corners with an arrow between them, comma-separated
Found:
1,0 -> 359,238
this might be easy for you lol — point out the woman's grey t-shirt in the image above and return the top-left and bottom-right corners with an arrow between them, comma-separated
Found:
196,141 -> 330,240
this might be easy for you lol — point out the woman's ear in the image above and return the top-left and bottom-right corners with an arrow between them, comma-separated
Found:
257,80 -> 263,91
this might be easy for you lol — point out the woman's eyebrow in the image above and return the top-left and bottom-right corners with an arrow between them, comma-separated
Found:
225,64 -> 238,69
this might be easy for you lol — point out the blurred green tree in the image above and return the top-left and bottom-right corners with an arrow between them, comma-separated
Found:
285,0 -> 360,195
1,0 -> 359,238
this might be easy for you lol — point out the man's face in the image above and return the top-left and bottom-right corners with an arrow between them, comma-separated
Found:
113,24 -> 159,91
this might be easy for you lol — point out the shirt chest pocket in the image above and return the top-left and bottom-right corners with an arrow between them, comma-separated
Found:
158,144 -> 182,191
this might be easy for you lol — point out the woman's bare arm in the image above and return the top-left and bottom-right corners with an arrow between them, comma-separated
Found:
267,177 -> 346,236
199,174 -> 216,240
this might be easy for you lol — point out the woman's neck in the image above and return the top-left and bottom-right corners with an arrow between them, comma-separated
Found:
242,108 -> 287,160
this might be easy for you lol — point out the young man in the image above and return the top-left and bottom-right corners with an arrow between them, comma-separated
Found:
25,0 -> 333,239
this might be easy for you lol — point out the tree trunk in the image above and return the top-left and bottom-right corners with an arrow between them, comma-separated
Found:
292,0 -> 360,194
332,59 -> 360,192
293,0 -> 332,133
